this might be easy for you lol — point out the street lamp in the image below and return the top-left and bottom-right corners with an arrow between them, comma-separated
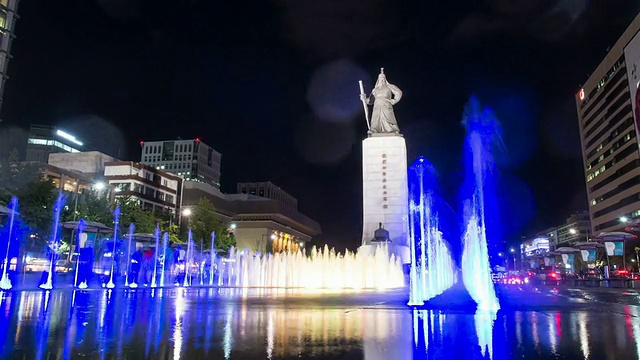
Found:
569,228 -> 577,235
620,216 -> 630,223
182,208 -> 192,217
93,182 -> 105,191
230,223 -> 237,230
509,248 -> 517,271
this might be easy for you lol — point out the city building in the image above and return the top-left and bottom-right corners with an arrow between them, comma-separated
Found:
0,0 -> 19,120
182,181 -> 321,253
237,181 -> 298,209
48,151 -> 119,180
26,125 -> 88,163
576,13 -> 640,234
140,138 -> 222,189
103,161 -> 183,214
536,212 -> 592,249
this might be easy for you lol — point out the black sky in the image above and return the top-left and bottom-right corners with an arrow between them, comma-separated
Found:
1,0 -> 639,251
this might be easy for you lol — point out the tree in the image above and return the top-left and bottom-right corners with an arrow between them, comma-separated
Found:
62,189 -> 114,226
0,149 -> 44,205
116,196 -> 157,234
17,180 -> 58,249
189,198 -> 235,251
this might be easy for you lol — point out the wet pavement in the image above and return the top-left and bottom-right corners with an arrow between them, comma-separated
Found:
1,285 -> 640,359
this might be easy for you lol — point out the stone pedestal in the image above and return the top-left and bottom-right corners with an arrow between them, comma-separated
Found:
361,134 -> 409,249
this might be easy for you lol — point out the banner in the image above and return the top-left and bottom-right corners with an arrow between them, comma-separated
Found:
625,30 -> 640,148
561,254 -> 575,271
605,242 -> 624,256
581,249 -> 596,262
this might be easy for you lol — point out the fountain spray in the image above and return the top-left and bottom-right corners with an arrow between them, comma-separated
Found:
125,223 -> 135,288
106,205 -> 121,289
159,232 -> 168,287
72,219 -> 86,288
150,224 -> 160,288
0,196 -> 18,290
183,229 -> 193,287
460,96 -> 501,311
209,232 -> 216,286
40,191 -> 65,290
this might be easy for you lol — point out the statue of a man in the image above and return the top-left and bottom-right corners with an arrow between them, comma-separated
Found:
360,68 -> 403,134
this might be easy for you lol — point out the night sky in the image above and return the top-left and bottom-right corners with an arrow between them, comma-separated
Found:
1,0 -> 639,251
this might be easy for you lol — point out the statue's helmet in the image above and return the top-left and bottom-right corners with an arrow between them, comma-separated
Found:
375,68 -> 388,87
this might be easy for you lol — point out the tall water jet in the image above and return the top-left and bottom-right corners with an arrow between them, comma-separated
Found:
125,223 -> 135,287
460,96 -> 501,311
209,232 -> 216,286
72,219 -> 86,288
159,232 -> 169,287
183,230 -> 193,287
0,196 -> 18,290
407,157 -> 456,305
150,224 -> 160,288
39,192 -> 65,290
105,205 -> 121,289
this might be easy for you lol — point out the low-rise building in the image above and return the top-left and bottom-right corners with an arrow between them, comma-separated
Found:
182,181 -> 321,253
103,161 -> 182,214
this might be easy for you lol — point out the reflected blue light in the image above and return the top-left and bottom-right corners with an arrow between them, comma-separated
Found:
475,310 -> 497,359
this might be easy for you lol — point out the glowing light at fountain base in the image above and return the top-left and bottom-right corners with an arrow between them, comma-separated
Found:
219,244 -> 404,290
461,216 -> 500,311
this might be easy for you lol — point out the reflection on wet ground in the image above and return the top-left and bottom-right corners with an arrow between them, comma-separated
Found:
1,286 -> 640,359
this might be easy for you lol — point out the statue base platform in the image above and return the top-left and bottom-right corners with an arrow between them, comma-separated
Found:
361,135 -> 409,246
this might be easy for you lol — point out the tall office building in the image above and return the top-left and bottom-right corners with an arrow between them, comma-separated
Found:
25,125 -> 87,162
0,0 -> 19,120
576,13 -> 640,234
140,138 -> 222,189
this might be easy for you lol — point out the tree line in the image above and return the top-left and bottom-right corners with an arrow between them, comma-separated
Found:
0,149 -> 235,251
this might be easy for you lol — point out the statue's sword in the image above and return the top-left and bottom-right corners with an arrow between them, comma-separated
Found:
358,80 -> 371,130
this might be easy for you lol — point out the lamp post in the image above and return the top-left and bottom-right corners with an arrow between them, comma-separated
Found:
509,247 -> 516,272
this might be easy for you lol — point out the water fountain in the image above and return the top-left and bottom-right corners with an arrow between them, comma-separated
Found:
39,192 -> 65,290
150,224 -> 160,288
407,157 -> 457,305
219,244 -> 404,289
209,232 -> 216,286
72,219 -> 86,288
183,229 -> 194,287
460,96 -> 501,311
159,232 -> 169,287
124,223 -> 135,288
105,205 -> 121,289
0,196 -> 18,290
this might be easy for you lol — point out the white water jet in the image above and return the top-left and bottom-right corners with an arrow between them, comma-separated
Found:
217,244 -> 404,290
407,158 -> 456,305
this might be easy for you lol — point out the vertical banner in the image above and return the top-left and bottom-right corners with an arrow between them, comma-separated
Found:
624,30 -> 640,148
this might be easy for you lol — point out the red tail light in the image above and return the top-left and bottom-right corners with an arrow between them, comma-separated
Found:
550,272 -> 557,278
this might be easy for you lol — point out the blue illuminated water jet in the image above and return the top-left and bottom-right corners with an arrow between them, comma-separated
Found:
72,219 -> 86,288
407,157 -> 456,305
159,232 -> 169,287
106,205 -> 121,289
39,192 -> 65,290
460,96 -> 501,311
125,223 -> 135,288
209,232 -> 216,286
151,224 -> 160,288
0,196 -> 18,290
